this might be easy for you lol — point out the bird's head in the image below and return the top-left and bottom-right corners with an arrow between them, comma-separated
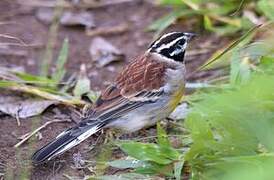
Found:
148,32 -> 195,62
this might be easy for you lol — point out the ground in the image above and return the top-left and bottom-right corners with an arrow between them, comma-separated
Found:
0,1 -> 225,179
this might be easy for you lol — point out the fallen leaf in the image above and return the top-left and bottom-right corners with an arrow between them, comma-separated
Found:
73,64 -> 91,98
60,11 -> 95,28
36,8 -> 95,28
86,23 -> 129,37
0,48 -> 27,57
0,94 -> 57,118
89,37 -> 124,67
169,103 -> 189,120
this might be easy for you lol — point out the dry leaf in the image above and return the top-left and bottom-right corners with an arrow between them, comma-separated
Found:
60,11 -> 95,28
0,95 -> 57,118
36,8 -> 95,28
169,103 -> 189,120
89,37 -> 124,67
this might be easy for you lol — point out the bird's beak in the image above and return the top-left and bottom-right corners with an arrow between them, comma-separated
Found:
185,32 -> 197,41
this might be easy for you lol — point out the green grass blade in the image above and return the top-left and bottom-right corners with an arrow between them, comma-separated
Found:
40,1 -> 63,77
198,24 -> 262,71
52,38 -> 69,84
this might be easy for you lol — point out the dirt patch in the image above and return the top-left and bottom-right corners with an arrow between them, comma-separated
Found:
0,1 -> 226,179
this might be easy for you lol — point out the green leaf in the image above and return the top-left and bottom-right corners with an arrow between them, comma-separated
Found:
15,71 -> 56,88
15,72 -> 53,82
203,15 -> 243,35
98,173 -> 152,180
158,0 -> 185,6
135,161 -> 173,176
185,64 -> 274,179
119,142 -> 180,165
85,91 -> 100,103
202,154 -> 274,180
157,122 -> 171,147
73,64 -> 90,98
199,24 -> 261,71
203,15 -> 214,31
230,40 -> 274,85
259,56 -> 274,73
174,161 -> 184,180
40,5 -> 62,77
52,38 -> 69,84
0,80 -> 18,87
0,67 -> 56,89
147,9 -> 193,36
107,159 -> 145,169
258,0 -> 274,20
208,2 -> 237,16
73,76 -> 90,98
230,51 -> 251,85
95,144 -> 113,176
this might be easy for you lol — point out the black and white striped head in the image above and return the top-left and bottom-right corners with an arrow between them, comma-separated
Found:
148,32 -> 195,62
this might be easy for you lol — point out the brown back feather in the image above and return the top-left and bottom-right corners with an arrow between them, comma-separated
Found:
91,53 -> 168,116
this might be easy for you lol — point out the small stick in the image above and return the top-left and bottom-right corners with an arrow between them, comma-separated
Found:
15,108 -> 21,126
14,119 -> 71,148
86,24 -> 129,37
0,34 -> 28,46
0,42 -> 43,48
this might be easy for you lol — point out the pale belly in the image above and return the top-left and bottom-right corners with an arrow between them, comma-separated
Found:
107,63 -> 186,132
106,89 -> 184,132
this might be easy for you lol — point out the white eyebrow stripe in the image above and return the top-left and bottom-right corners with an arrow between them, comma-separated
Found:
151,32 -> 178,48
156,36 -> 185,52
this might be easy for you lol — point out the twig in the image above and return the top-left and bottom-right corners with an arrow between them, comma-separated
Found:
0,42 -> 43,48
0,49 -> 27,57
86,24 -> 129,37
15,107 -> 22,126
0,21 -> 18,25
63,174 -> 74,180
14,118 -> 71,148
0,34 -> 28,46
230,0 -> 245,16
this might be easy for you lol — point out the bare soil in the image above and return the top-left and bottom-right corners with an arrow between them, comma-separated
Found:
0,1 -> 226,179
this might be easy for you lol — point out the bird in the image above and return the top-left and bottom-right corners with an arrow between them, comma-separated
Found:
32,32 -> 195,164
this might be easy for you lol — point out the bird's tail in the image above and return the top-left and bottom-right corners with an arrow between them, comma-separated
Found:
32,120 -> 105,164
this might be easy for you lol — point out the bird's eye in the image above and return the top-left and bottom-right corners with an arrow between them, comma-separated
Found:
177,40 -> 185,46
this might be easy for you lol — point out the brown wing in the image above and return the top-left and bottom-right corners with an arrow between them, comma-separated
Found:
89,53 -> 167,119
116,54 -> 167,97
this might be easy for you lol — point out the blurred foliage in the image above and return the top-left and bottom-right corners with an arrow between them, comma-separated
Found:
51,38 -> 68,84
202,23 -> 274,85
149,0 -> 274,36
112,24 -> 274,179
186,64 -> 274,179
0,38 -> 95,105
106,123 -> 184,179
